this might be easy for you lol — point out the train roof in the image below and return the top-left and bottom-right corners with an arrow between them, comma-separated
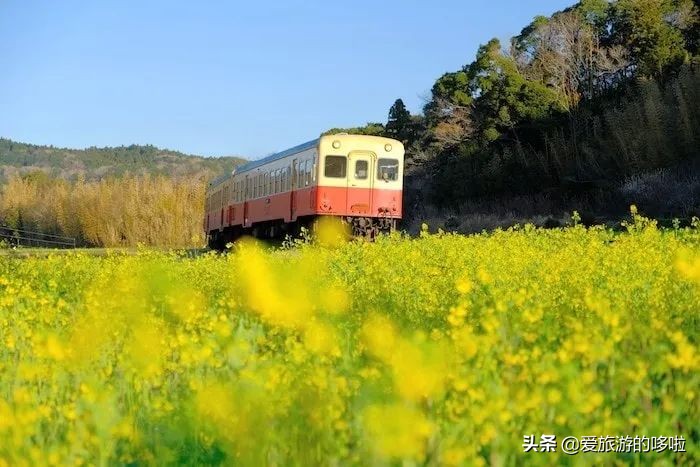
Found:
208,138 -> 319,189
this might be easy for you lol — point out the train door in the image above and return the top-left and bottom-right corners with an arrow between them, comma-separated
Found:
243,175 -> 250,227
290,159 -> 298,220
346,151 -> 375,215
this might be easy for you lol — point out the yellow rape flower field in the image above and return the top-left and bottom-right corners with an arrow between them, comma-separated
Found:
1,215 -> 699,465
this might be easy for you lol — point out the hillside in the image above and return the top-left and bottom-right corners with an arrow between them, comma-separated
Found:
0,138 -> 247,181
329,0 -> 700,230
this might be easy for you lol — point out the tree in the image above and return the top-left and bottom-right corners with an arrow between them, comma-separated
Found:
385,99 -> 412,143
321,123 -> 386,136
512,7 -> 629,108
611,0 -> 697,77
681,0 -> 700,54
579,0 -> 611,35
422,71 -> 475,148
466,39 -> 566,142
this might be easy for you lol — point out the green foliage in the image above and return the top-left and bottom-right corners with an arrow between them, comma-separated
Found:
466,39 -> 566,142
321,123 -> 386,137
430,71 -> 473,107
611,0 -> 697,77
511,15 -> 551,62
385,99 -> 412,143
0,138 -> 246,182
578,0 -> 611,32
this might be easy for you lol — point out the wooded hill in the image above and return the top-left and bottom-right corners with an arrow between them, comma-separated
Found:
328,0 -> 700,230
0,138 -> 246,181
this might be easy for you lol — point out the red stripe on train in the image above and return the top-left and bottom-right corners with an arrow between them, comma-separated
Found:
205,186 -> 402,230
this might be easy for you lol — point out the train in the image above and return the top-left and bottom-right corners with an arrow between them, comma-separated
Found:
204,134 -> 405,249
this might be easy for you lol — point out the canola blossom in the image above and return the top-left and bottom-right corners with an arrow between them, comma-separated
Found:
0,216 -> 699,465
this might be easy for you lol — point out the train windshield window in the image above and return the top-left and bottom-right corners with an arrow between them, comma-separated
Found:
354,160 -> 368,180
377,158 -> 399,181
324,156 -> 346,178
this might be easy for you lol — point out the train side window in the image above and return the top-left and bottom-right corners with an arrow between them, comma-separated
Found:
258,174 -> 263,198
273,170 -> 278,193
354,160 -> 368,180
377,158 -> 399,181
324,155 -> 346,178
312,158 -> 317,182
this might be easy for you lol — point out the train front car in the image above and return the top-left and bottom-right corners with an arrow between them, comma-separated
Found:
203,134 -> 404,248
316,134 -> 404,238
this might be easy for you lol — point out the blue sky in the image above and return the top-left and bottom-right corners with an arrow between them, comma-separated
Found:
0,0 -> 574,158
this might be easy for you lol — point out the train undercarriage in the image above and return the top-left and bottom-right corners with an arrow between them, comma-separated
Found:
207,215 -> 398,250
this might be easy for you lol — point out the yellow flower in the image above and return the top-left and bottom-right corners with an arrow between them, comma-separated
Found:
362,403 -> 435,461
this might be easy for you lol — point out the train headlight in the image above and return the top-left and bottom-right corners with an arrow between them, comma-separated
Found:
332,140 -> 341,149
384,144 -> 392,152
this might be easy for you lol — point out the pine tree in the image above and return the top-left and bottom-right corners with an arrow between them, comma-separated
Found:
386,99 -> 412,143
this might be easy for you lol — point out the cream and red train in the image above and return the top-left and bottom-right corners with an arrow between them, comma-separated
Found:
204,134 -> 405,248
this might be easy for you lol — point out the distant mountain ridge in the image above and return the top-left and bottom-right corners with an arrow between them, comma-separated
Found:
0,138 -> 247,181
